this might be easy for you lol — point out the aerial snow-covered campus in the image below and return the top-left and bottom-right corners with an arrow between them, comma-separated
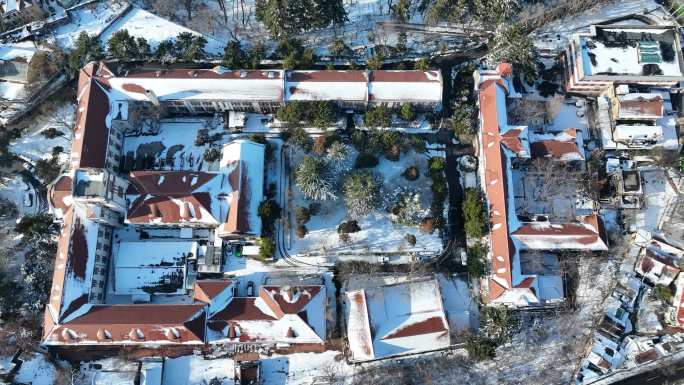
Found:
2,0 -> 684,384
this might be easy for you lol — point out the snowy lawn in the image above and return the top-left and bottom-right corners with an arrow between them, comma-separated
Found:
1,353 -> 57,385
287,147 -> 443,258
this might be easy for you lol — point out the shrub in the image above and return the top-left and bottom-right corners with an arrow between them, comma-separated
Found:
420,217 -> 434,234
296,224 -> 308,238
354,152 -> 379,168
257,199 -> 281,236
409,135 -> 426,153
654,284 -> 673,302
464,335 -> 497,361
313,136 -> 327,156
364,106 -> 391,128
203,148 -> 221,162
463,188 -> 486,239
195,128 -> 210,146
296,207 -> 310,225
286,127 -> 313,152
339,232 -> 351,244
343,171 -> 382,218
429,157 -> 446,174
258,237 -> 276,260
308,202 -> 321,216
403,166 -> 419,181
467,242 -> 486,278
399,103 -> 416,121
338,220 -> 361,234
414,57 -> 430,71
277,101 -> 307,126
642,64 -> 663,76
661,42 -> 675,63
405,233 -> 417,246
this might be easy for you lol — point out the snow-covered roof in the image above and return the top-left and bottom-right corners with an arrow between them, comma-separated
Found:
217,140 -> 264,236
99,66 -> 442,107
126,171 -> 226,226
368,70 -> 443,103
0,40 -> 36,62
286,70 -> 368,102
618,93 -> 664,119
345,276 -> 450,361
207,285 -> 326,345
530,128 -> 585,162
574,25 -> 684,80
112,241 -> 193,295
511,215 -> 609,251
44,304 -> 207,345
106,69 -> 285,102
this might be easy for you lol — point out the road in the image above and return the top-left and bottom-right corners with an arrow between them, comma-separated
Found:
613,359 -> 684,385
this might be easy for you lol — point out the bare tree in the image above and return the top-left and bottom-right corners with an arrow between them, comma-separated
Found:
215,0 -> 228,23
181,0 -> 195,20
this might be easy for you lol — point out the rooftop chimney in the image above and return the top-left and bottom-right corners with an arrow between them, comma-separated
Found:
145,89 -> 161,106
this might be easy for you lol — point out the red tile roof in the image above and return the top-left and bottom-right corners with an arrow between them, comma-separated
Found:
194,280 -> 233,303
479,79 -> 514,300
382,316 -> 448,339
46,304 -> 206,344
71,63 -> 111,168
48,174 -> 72,212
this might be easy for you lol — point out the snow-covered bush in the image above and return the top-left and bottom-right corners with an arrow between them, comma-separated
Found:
389,188 -> 427,226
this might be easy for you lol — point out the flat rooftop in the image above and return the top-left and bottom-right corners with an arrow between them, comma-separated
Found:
578,25 -> 684,79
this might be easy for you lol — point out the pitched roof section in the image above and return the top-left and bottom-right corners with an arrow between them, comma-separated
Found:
618,93 -> 664,120
194,280 -> 233,303
478,79 -> 514,300
512,215 -> 608,250
71,67 -> 111,169
126,171 -> 224,226
208,285 -> 326,344
45,304 -> 207,345
530,129 -> 585,161
345,277 -> 450,361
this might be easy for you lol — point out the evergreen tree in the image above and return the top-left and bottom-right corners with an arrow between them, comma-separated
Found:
326,141 -> 352,173
364,106 -> 391,128
463,188 -> 486,239
414,57 -> 430,70
21,240 -> 56,312
155,39 -> 177,64
67,32 -> 103,74
343,171 -> 381,219
311,101 -> 336,129
329,38 -> 348,58
247,43 -> 265,69
136,37 -> 151,59
399,103 -> 416,121
256,0 -> 347,38
391,0 -> 411,22
107,29 -> 139,59
295,156 -> 336,201
174,32 -> 207,62
423,0 -> 466,25
223,40 -> 247,68
488,23 -> 538,79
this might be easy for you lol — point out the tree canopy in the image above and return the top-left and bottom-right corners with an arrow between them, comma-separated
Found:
256,0 -> 347,38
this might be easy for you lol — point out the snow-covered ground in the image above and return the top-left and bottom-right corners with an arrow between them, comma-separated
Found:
52,1 -> 130,49
8,101 -> 73,164
1,353 -> 58,385
99,7 -> 224,56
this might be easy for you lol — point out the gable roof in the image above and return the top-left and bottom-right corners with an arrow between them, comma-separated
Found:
45,304 -> 207,345
207,285 -> 326,344
530,128 -> 585,161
